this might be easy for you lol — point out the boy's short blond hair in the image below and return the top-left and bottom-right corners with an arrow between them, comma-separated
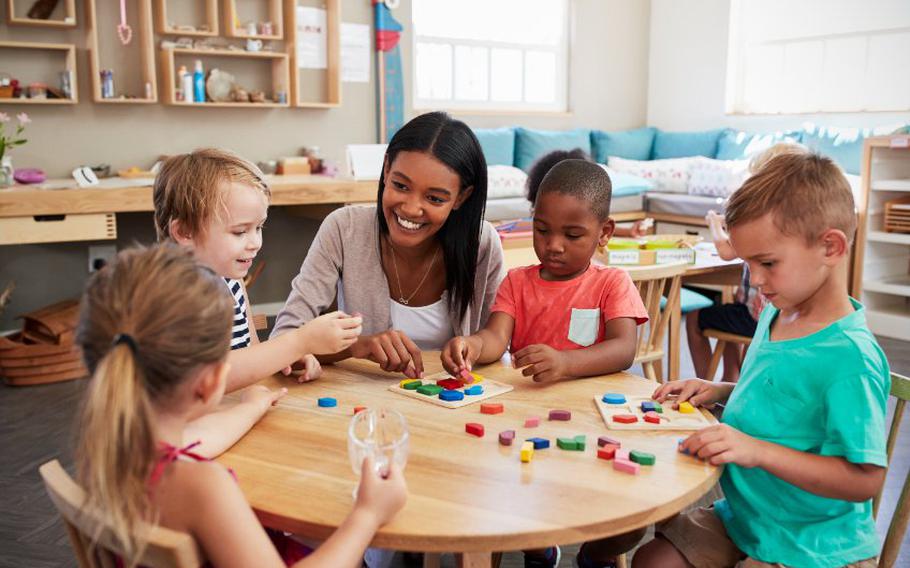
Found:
725,151 -> 856,245
153,148 -> 270,242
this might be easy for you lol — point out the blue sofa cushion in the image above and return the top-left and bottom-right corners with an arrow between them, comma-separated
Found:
591,127 -> 656,163
660,288 -> 714,314
601,167 -> 655,198
652,129 -> 727,160
801,123 -> 908,175
715,129 -> 803,160
514,127 -> 591,172
474,127 -> 516,167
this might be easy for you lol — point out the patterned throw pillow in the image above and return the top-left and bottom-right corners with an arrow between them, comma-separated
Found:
688,157 -> 751,198
487,165 -> 529,200
607,156 -> 694,194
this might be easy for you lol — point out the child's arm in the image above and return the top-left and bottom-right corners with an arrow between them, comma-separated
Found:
511,317 -> 638,382
681,425 -> 886,502
441,312 -> 515,375
705,210 -> 738,261
184,386 -> 287,459
652,377 -> 736,407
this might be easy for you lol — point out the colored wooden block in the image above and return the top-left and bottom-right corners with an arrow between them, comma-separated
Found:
439,390 -> 465,402
640,401 -> 657,413
400,379 -> 421,389
465,422 -> 484,437
499,430 -> 516,446
574,435 -> 586,451
520,441 -> 534,462
526,437 -> 550,450
613,459 -> 641,475
549,409 -> 571,421
459,368 -> 474,384
524,416 -> 540,428
480,402 -> 504,415
468,372 -> 484,384
654,402 -> 663,413
597,435 -> 622,448
643,412 -> 661,424
630,450 -> 656,466
353,406 -> 367,414
678,401 -> 695,414
602,393 -> 626,404
463,385 -> 484,396
613,414 -> 638,424
317,397 -> 337,408
597,445 -> 618,460
678,438 -> 691,456
556,437 -> 579,451
417,384 -> 443,396
436,378 -> 463,390
616,448 -> 630,461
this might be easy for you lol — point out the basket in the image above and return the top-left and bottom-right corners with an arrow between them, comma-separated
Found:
884,197 -> 910,234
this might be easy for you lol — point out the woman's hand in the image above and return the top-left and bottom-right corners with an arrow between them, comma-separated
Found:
350,330 -> 424,378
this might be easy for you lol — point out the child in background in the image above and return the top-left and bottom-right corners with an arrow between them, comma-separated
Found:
153,149 -> 362,457
75,245 -> 406,568
634,151 -> 888,568
686,143 -> 803,381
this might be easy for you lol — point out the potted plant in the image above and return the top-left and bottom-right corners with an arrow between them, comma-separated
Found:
0,112 -> 29,187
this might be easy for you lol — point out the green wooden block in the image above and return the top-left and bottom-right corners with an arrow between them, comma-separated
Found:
654,402 -> 663,413
402,381 -> 422,390
630,450 -> 656,466
574,435 -> 586,451
556,437 -> 578,451
417,384 -> 443,396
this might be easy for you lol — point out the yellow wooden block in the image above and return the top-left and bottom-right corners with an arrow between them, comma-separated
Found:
520,441 -> 534,463
469,373 -> 484,384
678,401 -> 695,414
400,379 -> 421,389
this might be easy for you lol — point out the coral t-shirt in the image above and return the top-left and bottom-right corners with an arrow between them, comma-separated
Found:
491,264 -> 648,353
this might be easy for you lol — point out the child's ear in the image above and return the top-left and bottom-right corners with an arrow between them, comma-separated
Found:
195,361 -> 229,405
819,228 -> 849,264
598,218 -> 616,247
169,219 -> 195,247
453,186 -> 474,210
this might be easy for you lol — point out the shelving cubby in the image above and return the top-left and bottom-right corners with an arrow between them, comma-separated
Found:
0,41 -> 78,104
86,0 -> 157,103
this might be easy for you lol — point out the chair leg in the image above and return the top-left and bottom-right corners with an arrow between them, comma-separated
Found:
423,553 -> 442,568
706,339 -> 725,381
617,552 -> 629,568
654,358 -> 664,382
643,362 -> 657,382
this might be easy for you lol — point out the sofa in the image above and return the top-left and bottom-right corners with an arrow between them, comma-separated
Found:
476,123 -> 908,225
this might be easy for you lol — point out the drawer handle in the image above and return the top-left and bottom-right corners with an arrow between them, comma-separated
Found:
33,215 -> 66,222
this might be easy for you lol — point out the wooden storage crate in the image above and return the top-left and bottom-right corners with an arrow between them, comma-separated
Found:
0,213 -> 116,245
884,196 -> 910,234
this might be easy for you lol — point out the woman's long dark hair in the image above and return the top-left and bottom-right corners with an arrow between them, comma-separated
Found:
377,111 -> 488,323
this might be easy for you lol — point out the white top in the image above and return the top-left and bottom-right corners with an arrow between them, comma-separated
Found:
389,295 -> 454,351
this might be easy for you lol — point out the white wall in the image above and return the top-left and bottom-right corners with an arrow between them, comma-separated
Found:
647,0 -> 910,131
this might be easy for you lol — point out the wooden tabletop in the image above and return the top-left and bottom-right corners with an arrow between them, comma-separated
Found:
218,356 -> 721,556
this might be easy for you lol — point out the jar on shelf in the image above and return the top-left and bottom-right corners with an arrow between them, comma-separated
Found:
303,146 -> 323,174
27,82 -> 47,99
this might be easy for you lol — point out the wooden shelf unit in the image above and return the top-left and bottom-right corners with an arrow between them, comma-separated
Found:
224,0 -> 283,40
0,41 -> 78,105
284,0 -> 340,108
155,0 -> 218,36
85,0 -> 158,104
855,135 -> 910,341
6,0 -> 76,27
159,47 -> 289,107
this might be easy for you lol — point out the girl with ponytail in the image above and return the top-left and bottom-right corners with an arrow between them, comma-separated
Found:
75,244 -> 406,567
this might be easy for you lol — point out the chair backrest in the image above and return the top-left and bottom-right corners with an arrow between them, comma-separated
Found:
627,262 -> 686,367
875,372 -> 910,568
39,460 -> 203,568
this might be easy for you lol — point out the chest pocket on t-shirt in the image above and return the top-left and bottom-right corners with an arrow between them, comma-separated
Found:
568,308 -> 601,347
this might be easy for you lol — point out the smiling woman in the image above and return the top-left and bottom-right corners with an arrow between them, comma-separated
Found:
272,112 -> 505,377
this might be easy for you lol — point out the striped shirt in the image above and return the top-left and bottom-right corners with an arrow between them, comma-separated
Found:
224,278 -> 252,350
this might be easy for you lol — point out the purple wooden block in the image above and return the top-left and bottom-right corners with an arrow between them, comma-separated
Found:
499,430 -> 516,446
548,409 -> 571,421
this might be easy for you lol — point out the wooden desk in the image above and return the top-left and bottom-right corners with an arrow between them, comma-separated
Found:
219,357 -> 721,567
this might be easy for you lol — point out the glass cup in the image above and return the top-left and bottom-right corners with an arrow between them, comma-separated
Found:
347,408 -> 409,498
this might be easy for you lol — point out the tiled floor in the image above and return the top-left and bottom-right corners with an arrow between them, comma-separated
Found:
1,326 -> 907,568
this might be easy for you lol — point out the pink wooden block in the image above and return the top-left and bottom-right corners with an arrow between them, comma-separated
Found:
616,448 -> 630,461
524,416 -> 540,428
498,430 -> 516,446
613,459 -> 641,475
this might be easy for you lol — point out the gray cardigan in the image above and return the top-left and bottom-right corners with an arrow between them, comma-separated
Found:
271,205 -> 505,339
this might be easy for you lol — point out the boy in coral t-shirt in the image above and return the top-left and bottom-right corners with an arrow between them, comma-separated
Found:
442,159 -> 647,383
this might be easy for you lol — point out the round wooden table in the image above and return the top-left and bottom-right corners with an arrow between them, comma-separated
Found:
219,356 -> 721,567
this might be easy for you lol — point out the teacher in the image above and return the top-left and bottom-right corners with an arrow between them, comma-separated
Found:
271,112 -> 505,378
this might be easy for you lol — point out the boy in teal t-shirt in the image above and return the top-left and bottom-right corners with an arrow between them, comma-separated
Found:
635,150 -> 889,568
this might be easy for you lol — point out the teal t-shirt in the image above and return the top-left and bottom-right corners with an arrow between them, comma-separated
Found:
714,299 -> 890,567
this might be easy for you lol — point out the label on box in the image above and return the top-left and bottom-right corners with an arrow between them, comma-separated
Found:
656,249 -> 696,264
608,251 -> 641,265
889,137 -> 909,149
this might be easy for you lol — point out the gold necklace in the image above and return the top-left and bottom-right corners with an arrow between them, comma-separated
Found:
388,241 -> 439,305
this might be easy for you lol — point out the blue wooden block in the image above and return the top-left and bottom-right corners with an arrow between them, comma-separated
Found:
526,437 -> 550,450
317,397 -> 337,408
602,393 -> 626,404
678,438 -> 690,455
640,401 -> 657,413
464,385 -> 484,396
439,390 -> 465,402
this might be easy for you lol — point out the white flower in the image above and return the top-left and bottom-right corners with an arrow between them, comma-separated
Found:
16,112 -> 30,124
0,113 -> 9,123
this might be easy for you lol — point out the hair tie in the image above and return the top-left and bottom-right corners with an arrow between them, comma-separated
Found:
113,333 -> 138,355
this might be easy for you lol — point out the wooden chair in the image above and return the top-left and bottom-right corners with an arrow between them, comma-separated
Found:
873,372 -> 910,568
629,263 -> 686,382
703,328 -> 752,381
39,460 -> 203,568
251,313 -> 268,332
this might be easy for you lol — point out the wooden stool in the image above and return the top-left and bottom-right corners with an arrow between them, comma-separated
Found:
703,329 -> 752,381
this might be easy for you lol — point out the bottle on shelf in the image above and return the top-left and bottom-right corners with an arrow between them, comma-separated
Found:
177,65 -> 191,102
193,60 -> 205,103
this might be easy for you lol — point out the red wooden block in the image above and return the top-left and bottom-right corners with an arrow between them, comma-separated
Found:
465,422 -> 484,437
353,406 -> 367,414
597,444 -> 619,460
613,414 -> 638,424
480,402 -> 504,415
548,409 -> 571,421
437,378 -> 463,390
597,435 -> 622,448
643,412 -> 661,424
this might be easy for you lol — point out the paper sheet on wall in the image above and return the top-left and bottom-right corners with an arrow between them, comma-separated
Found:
341,23 -> 371,83
296,6 -> 326,69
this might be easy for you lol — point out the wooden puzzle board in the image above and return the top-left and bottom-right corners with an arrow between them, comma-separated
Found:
594,395 -> 717,430
388,371 -> 513,409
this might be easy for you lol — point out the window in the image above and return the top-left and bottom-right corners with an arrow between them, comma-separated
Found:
726,0 -> 910,114
412,0 -> 569,112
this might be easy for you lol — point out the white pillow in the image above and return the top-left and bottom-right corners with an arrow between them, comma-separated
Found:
487,165 -> 528,199
607,156 -> 694,194
688,157 -> 750,198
